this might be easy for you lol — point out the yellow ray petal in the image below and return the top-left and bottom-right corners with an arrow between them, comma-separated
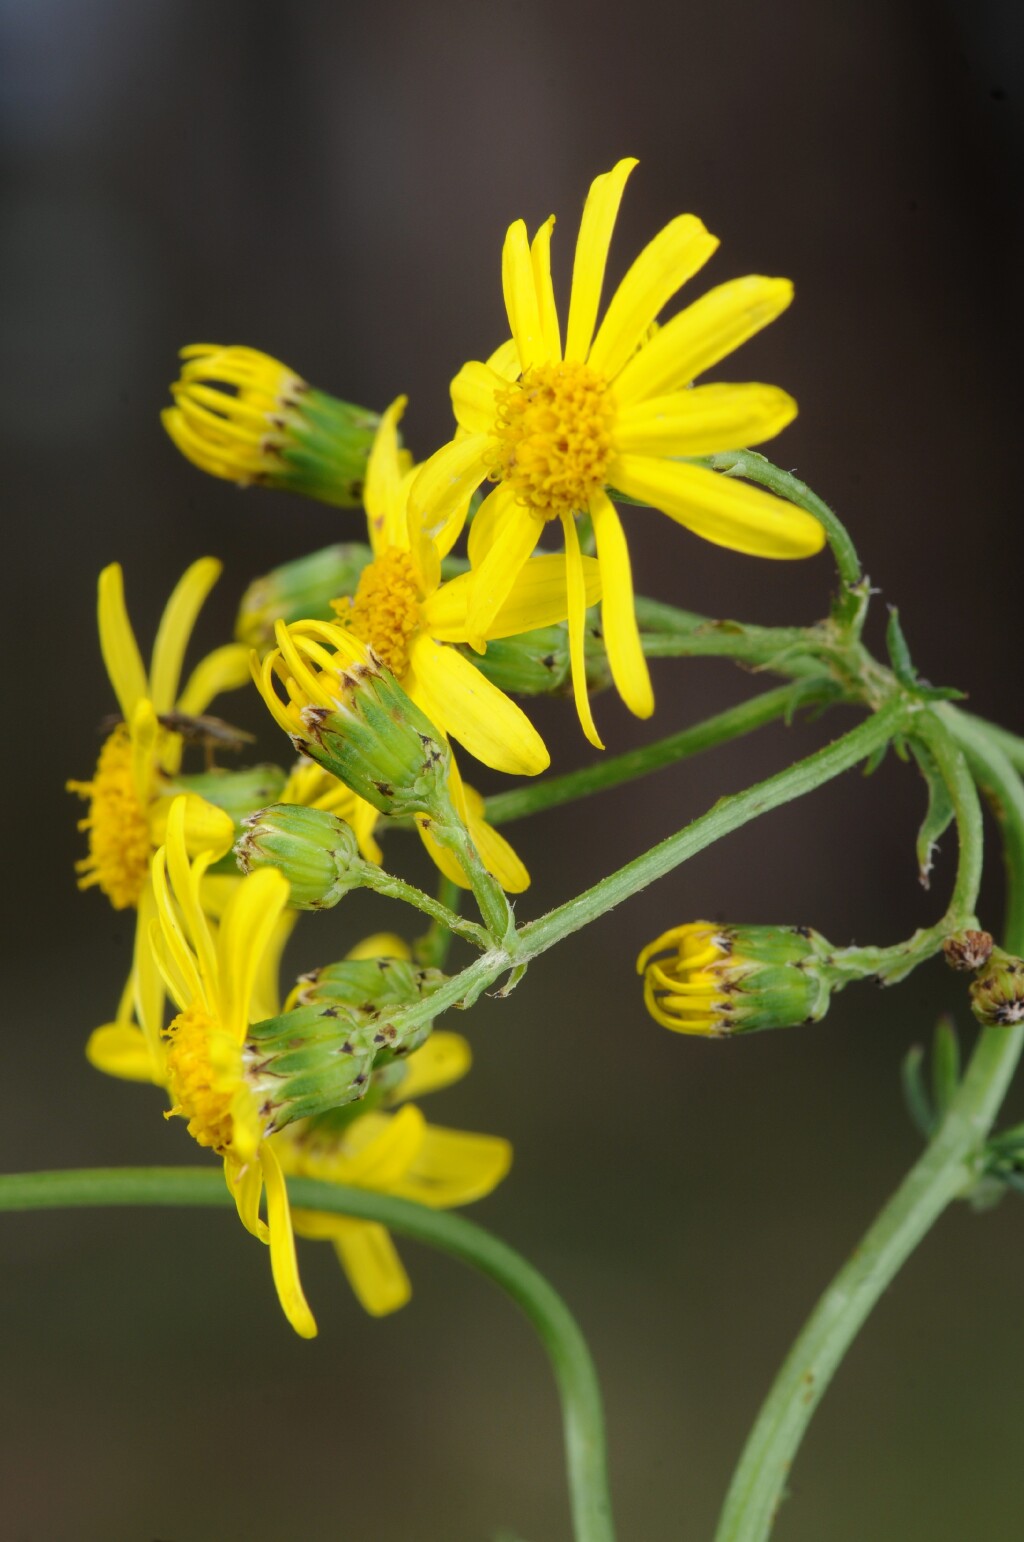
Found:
485,337 -> 522,381
218,866 -> 290,1040
408,435 -> 489,553
330,1220 -> 412,1316
150,557 -> 222,716
396,1125 -> 512,1208
450,362 -> 504,437
561,513 -> 603,749
612,455 -> 826,558
613,275 -> 795,408
588,216 -> 718,381
364,395 -> 409,553
530,215 -> 562,360
339,1105 -> 426,1185
464,793 -> 530,893
408,634 -> 549,776
165,797 -> 220,1009
466,480 -> 519,570
178,643 -> 257,715
261,1144 -> 318,1338
487,552 -> 601,639
346,932 -> 411,962
129,697 -> 160,804
86,1021 -> 163,1084
565,158 -> 638,362
149,847 -> 203,1010
502,217 -> 546,372
133,877 -> 166,1067
391,1031 -> 472,1103
589,490 -> 652,719
465,506 -> 544,645
614,382 -> 797,457
98,564 -> 149,721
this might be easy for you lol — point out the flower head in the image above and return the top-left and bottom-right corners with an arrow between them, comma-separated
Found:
163,345 -> 378,506
418,159 -> 825,745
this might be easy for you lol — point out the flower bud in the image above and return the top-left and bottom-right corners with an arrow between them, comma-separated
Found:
236,543 -> 374,653
169,763 -> 289,829
970,948 -> 1024,1026
942,929 -> 994,972
162,345 -> 379,506
466,626 -> 571,696
254,619 -> 452,820
235,803 -> 365,909
243,1003 -> 394,1131
296,954 -> 447,1012
637,922 -> 835,1037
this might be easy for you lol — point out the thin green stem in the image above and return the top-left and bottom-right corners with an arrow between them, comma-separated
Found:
361,867 -> 488,949
413,874 -> 464,969
0,1167 -> 614,1542
714,716 -> 1024,1542
484,684 -> 826,827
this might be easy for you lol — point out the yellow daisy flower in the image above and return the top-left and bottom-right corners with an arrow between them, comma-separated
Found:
275,937 -> 511,1316
148,796 -> 317,1338
417,157 -> 825,746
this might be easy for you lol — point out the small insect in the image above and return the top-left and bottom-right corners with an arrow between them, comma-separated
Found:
100,712 -> 255,769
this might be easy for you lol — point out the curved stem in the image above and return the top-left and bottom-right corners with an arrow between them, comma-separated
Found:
361,866 -> 488,949
0,1167 -> 616,1542
714,717 -> 1024,1542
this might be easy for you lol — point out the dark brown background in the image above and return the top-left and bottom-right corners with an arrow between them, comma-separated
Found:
3,1 -> 1024,1537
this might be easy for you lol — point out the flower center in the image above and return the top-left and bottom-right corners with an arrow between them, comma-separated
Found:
338,547 -> 421,678
68,725 -> 152,910
163,1005 -> 239,1154
488,361 -> 615,520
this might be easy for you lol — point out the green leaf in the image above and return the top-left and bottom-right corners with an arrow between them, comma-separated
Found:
930,1016 -> 961,1118
910,739 -> 956,888
901,1043 -> 934,1138
886,606 -> 917,687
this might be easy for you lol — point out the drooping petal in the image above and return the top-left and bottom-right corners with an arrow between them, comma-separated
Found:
150,557 -> 222,715
561,513 -> 603,749
464,796 -> 530,893
408,435 -> 489,553
589,490 -> 653,718
612,455 -> 826,558
486,552 -> 601,639
165,797 -> 220,1009
176,643 -> 252,716
330,1220 -> 412,1316
134,877 -> 166,1068
86,1020 -> 163,1084
338,1106 -> 426,1185
451,362 -> 504,436
364,395 -> 409,553
530,215 -> 562,360
588,216 -> 718,381
565,158 -> 638,362
613,275 -> 795,407
502,218 -> 546,371
218,866 -> 291,1041
261,1144 -> 318,1338
614,382 -> 798,457
98,564 -> 148,720
408,634 -> 550,776
391,1031 -> 472,1104
395,1124 -> 513,1208
464,506 -> 544,645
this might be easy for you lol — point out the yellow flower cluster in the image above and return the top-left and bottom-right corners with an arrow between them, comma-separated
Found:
73,159 -> 823,1335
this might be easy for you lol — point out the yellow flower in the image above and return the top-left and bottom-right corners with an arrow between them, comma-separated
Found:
68,559 -> 248,910
254,618 -> 530,892
417,158 -> 825,746
334,394 -> 601,778
162,344 -> 378,506
148,797 -> 317,1337
274,937 -> 511,1316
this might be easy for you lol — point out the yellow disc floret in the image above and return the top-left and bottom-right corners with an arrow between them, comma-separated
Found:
163,1004 -> 241,1154
68,725 -> 152,910
488,361 -> 615,520
337,546 -> 422,677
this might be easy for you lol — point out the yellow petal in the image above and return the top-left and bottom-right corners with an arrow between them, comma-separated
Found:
395,1124 -> 512,1209
465,505 -> 544,644
565,158 -> 638,362
408,634 -> 549,776
485,338 -> 522,381
502,217 -> 546,371
331,1220 -> 412,1316
149,847 -> 202,1009
392,1031 -> 472,1103
218,865 -> 290,1040
561,512 -> 603,749
612,455 -> 826,558
133,878 -> 166,1067
98,564 -> 148,721
164,797 -> 220,1008
464,795 -> 530,893
487,552 -> 601,639
530,215 -> 562,360
589,491 -> 652,719
346,933 -> 412,962
150,557 -> 222,716
408,435 -> 489,552
176,643 -> 252,716
613,275 -> 794,407
86,1021 -> 163,1084
614,382 -> 798,457
338,1105 -> 426,1185
129,698 -> 159,804
466,481 -> 519,570
588,215 -> 718,381
364,395 -> 409,553
450,361 -> 504,436
261,1144 -> 318,1338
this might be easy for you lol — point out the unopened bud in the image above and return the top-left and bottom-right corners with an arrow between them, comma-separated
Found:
637,922 -> 835,1037
244,1002 -> 398,1131
942,929 -> 994,972
236,543 -> 373,653
970,948 -> 1024,1026
236,803 -> 365,909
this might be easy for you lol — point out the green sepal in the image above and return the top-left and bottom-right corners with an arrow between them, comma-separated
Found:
297,955 -> 448,1011
909,739 -> 956,888
886,606 -> 917,687
235,802 -> 365,909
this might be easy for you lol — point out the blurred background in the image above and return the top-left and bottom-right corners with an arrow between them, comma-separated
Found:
3,1 -> 1024,1537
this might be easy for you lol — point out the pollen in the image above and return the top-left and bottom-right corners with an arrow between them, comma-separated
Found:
67,725 -> 152,910
488,361 -> 616,520
337,547 -> 421,678
163,1005 -> 238,1154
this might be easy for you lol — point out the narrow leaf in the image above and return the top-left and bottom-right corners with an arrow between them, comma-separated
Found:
886,605 -> 917,686
910,739 -> 955,888
901,1043 -> 934,1139
930,1015 -> 961,1118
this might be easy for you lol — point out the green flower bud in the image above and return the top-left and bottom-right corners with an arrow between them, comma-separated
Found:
163,345 -> 379,507
244,1002 -> 403,1131
236,542 -> 374,653
970,947 -> 1024,1026
465,626 -> 571,696
170,763 -> 289,827
637,921 -> 835,1037
296,954 -> 448,1012
235,803 -> 365,909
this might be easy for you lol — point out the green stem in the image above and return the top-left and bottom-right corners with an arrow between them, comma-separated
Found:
714,717 -> 1024,1542
0,1167 -> 614,1542
413,874 -> 464,969
429,816 -> 517,946
484,684 -> 826,827
704,450 -> 863,596
361,867 -> 488,950
517,700 -> 906,961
